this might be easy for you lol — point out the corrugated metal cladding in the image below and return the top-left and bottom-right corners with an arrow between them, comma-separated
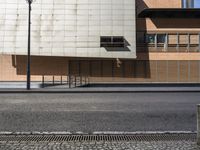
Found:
0,0 -> 136,59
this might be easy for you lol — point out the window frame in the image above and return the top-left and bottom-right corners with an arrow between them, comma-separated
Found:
100,36 -> 125,48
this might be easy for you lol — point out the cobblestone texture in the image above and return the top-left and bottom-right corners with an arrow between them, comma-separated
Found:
0,141 -> 200,150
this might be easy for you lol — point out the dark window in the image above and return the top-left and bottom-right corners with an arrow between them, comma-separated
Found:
145,34 -> 166,44
113,37 -> 124,43
101,37 -> 111,43
100,36 -> 125,47
146,34 -> 155,44
157,34 -> 166,44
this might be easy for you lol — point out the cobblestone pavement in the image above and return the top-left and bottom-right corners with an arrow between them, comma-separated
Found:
0,141 -> 200,150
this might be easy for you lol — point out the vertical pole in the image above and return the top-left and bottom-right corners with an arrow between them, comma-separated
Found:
27,2 -> 31,90
42,75 -> 44,88
197,105 -> 200,145
53,76 -> 54,85
80,76 -> 82,86
68,60 -> 71,88
112,60 -> 114,78
75,76 -> 76,87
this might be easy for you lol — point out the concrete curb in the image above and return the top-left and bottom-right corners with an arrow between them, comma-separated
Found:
0,131 -> 196,135
0,89 -> 200,93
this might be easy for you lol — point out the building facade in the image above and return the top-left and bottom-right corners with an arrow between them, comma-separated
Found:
0,0 -> 200,83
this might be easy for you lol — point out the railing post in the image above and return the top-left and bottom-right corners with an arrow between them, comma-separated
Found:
42,75 -> 44,88
52,76 -> 55,85
68,60 -> 71,88
61,76 -> 62,84
80,76 -> 82,86
69,76 -> 71,88
75,76 -> 77,87
197,105 -> 200,145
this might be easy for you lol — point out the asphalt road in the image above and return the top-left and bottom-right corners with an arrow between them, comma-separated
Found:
0,93 -> 199,133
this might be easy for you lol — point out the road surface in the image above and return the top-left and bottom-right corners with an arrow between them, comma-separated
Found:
0,93 -> 199,132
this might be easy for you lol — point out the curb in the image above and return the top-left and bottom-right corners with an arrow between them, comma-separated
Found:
0,90 -> 200,94
0,131 -> 197,135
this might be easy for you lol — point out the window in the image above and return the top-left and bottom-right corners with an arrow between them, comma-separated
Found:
157,34 -> 166,44
182,0 -> 194,8
100,36 -> 125,47
145,34 -> 167,44
145,34 -> 155,44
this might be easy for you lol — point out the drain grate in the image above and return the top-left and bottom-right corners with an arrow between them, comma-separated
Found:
0,134 -> 196,142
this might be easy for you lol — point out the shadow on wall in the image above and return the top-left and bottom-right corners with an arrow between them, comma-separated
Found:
12,55 -> 151,79
136,0 -> 151,78
104,39 -> 131,52
151,18 -> 200,28
12,55 -> 69,76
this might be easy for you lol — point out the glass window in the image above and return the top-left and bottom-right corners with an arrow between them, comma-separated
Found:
100,36 -> 125,47
157,34 -> 166,44
113,37 -> 124,43
146,34 -> 155,44
194,0 -> 200,8
182,0 -> 194,8
101,37 -> 111,43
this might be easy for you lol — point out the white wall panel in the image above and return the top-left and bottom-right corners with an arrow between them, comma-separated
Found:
0,0 -> 136,59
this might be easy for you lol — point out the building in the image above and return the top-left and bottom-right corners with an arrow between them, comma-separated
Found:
0,0 -> 200,84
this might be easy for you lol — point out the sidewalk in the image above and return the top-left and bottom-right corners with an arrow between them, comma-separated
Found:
0,83 -> 200,93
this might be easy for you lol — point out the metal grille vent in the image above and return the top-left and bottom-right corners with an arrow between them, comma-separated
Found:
0,134 -> 196,142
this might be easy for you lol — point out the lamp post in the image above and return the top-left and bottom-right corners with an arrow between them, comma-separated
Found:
25,0 -> 34,90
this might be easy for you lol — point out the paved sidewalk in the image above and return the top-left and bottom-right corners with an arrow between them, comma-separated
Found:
1,86 -> 200,93
0,140 -> 199,150
1,82 -> 200,93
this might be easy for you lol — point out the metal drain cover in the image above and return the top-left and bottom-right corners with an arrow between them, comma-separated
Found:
0,133 -> 196,142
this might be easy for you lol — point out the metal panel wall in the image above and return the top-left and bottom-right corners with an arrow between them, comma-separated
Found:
0,0 -> 136,59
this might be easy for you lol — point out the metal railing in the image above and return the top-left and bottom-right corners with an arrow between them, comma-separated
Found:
68,75 -> 90,88
42,75 -> 67,88
41,75 -> 90,88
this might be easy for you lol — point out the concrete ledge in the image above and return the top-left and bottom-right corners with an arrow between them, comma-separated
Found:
198,105 -> 200,145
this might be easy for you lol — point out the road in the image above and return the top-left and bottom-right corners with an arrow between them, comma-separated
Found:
0,93 -> 199,133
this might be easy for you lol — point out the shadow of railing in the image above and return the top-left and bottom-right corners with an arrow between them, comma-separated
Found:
41,75 -> 90,88
68,75 -> 90,88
